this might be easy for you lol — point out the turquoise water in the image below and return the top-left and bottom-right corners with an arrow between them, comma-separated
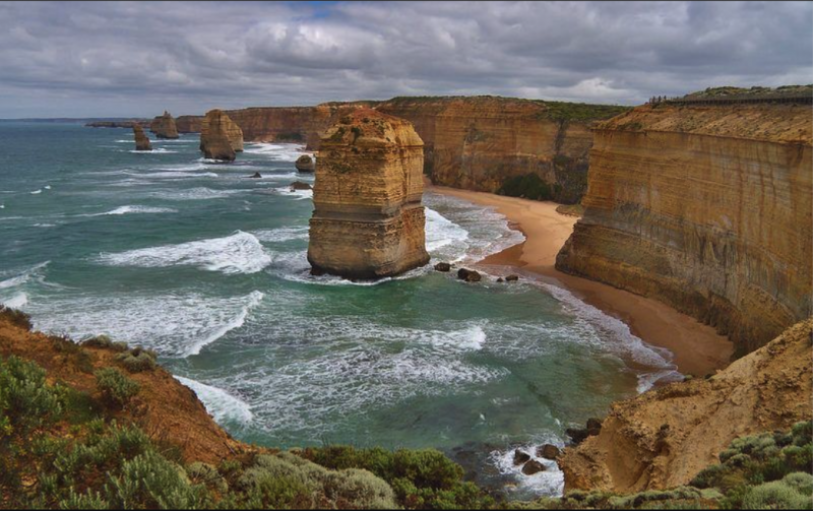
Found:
0,122 -> 679,498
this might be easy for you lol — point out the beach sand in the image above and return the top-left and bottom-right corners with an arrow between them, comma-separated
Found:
431,184 -> 734,377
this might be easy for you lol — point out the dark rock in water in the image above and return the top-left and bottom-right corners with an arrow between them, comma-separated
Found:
133,125 -> 152,151
506,275 -> 519,282
457,268 -> 482,282
434,262 -> 451,272
290,181 -> 312,191
537,444 -> 561,460
586,418 -> 603,432
567,418 -> 603,446
521,459 -> 547,476
295,154 -> 315,172
249,172 -> 262,179
497,277 -> 504,283
513,449 -> 531,466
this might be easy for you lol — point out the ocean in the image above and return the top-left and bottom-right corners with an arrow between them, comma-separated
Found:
0,121 -> 679,499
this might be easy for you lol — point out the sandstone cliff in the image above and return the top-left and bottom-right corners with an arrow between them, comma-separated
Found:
375,96 -> 628,204
132,124 -> 151,151
556,102 -> 813,354
150,111 -> 180,139
200,109 -> 243,160
308,109 -> 430,279
560,319 -> 813,493
176,115 -> 203,133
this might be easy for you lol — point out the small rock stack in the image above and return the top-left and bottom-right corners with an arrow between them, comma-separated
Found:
200,109 -> 244,162
150,111 -> 180,139
133,125 -> 152,151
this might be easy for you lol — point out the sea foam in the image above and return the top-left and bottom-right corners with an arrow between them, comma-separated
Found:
174,376 -> 254,425
96,231 -> 272,275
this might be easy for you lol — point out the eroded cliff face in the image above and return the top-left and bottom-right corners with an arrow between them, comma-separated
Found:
200,109 -> 243,161
176,115 -> 203,133
560,319 -> 813,493
308,109 -> 430,279
150,111 -> 180,139
556,102 -> 813,354
375,97 -> 624,204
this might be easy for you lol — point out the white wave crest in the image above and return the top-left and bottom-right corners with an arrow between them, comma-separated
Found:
425,207 -> 469,252
253,227 -> 309,243
0,262 -> 50,290
490,439 -> 565,498
84,205 -> 178,217
31,290 -> 264,358
243,143 -> 311,162
149,187 -> 247,201
175,376 -> 254,425
96,231 -> 272,275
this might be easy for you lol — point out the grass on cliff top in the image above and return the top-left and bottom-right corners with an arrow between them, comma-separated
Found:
680,84 -> 813,99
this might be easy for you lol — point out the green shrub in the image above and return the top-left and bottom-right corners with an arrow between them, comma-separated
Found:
325,468 -> 398,509
783,472 -> 813,495
115,347 -> 157,373
81,335 -> 128,353
793,422 -> 813,446
59,488 -> 110,509
0,356 -> 64,434
741,480 -> 813,510
94,368 -> 139,408
498,173 -> 554,201
187,462 -> 229,494
106,451 -> 209,509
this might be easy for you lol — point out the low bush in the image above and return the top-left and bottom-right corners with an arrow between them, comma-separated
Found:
0,355 -> 64,435
115,347 -> 157,373
0,306 -> 33,330
740,480 -> 813,509
94,368 -> 139,408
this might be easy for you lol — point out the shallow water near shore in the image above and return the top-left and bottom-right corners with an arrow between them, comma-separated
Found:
0,122 -> 681,499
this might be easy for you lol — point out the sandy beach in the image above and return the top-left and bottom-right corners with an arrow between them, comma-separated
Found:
431,184 -> 734,377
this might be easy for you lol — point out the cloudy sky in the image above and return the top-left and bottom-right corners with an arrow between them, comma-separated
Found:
1,1 -> 810,118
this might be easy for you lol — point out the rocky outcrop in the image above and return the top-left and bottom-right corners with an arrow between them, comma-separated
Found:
556,102 -> 812,354
150,111 -> 180,139
376,96 -> 628,204
86,119 -> 150,129
295,154 -> 315,172
308,109 -> 430,280
176,115 -> 204,133
560,319 -> 813,493
200,109 -> 244,161
133,124 -> 152,151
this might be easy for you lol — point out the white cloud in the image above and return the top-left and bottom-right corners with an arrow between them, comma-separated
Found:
0,1 -> 809,117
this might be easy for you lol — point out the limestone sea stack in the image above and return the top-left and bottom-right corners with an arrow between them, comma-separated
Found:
150,111 -> 180,139
295,154 -> 315,172
307,109 -> 430,280
200,109 -> 244,162
133,125 -> 152,151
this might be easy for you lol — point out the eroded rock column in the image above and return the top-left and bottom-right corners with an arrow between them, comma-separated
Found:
308,109 -> 430,279
200,109 -> 244,162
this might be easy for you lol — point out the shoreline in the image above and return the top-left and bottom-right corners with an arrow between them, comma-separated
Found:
429,184 -> 734,377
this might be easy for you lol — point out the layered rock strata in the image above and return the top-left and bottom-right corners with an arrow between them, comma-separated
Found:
150,111 -> 180,139
560,319 -> 813,493
199,109 -> 243,161
376,96 -> 628,204
132,124 -> 152,151
556,102 -> 813,354
308,109 -> 430,279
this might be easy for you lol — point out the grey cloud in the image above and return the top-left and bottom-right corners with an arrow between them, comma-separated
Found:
0,1 -> 810,118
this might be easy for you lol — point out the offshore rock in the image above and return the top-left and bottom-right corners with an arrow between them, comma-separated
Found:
307,109 -> 430,280
295,154 -> 315,172
150,111 -> 180,139
200,110 -> 243,162
556,102 -> 812,354
133,124 -> 152,151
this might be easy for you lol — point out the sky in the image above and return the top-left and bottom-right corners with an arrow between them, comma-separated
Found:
0,0 -> 811,118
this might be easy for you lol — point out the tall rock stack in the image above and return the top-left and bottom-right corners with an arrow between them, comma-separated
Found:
150,111 -> 180,139
308,109 -> 430,280
199,110 -> 244,162
133,124 -> 152,151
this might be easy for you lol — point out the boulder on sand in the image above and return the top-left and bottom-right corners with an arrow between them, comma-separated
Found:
290,181 -> 312,191
434,262 -> 451,272
457,268 -> 482,282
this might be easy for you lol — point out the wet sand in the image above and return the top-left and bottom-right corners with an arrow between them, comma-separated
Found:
431,184 -> 734,376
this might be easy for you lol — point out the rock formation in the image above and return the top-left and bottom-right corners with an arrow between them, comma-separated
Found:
376,96 -> 628,204
307,109 -> 430,280
556,101 -> 813,354
295,154 -> 315,172
560,319 -> 813,493
200,110 -> 243,161
132,124 -> 152,151
150,111 -> 180,139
